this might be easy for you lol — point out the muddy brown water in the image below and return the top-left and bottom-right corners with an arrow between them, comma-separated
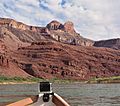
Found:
0,83 -> 120,106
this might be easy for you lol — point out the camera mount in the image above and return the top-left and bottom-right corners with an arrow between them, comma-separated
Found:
39,82 -> 54,102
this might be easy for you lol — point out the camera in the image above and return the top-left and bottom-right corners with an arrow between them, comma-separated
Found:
39,82 -> 53,102
39,82 -> 52,93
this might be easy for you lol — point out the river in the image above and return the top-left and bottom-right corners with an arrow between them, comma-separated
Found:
0,83 -> 120,106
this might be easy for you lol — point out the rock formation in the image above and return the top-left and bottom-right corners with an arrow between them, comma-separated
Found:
12,40 -> 120,80
46,20 -> 64,30
64,21 -> 75,34
94,38 -> 120,50
0,17 -> 119,80
0,18 -> 30,30
0,18 -> 95,47
46,20 -> 94,46
46,20 -> 76,34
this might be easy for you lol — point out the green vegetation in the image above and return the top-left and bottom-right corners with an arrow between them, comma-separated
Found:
0,76 -> 44,84
48,78 -> 77,84
0,75 -> 120,84
87,76 -> 120,84
0,76 -> 77,84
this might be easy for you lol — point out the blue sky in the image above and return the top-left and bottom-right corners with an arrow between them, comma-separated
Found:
0,0 -> 120,40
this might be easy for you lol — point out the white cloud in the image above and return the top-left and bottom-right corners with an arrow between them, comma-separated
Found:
0,0 -> 120,40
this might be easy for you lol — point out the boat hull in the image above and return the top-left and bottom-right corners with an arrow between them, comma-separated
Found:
6,93 -> 70,106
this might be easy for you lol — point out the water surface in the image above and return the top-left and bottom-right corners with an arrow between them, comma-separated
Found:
0,83 -> 120,106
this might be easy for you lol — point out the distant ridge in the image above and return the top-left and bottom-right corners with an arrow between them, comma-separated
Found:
94,38 -> 120,50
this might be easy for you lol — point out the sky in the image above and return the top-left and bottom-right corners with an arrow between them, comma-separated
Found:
0,0 -> 120,40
